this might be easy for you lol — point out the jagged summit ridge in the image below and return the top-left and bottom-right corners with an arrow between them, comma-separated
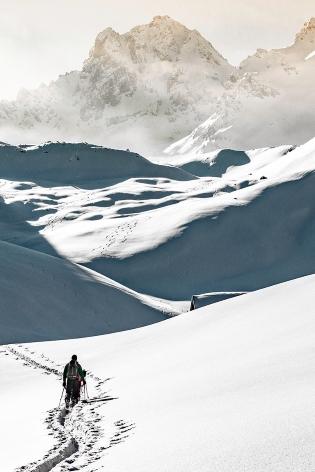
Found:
0,16 -> 236,154
239,16 -> 315,68
165,17 -> 315,155
0,16 -> 314,155
89,15 -> 229,66
295,17 -> 315,42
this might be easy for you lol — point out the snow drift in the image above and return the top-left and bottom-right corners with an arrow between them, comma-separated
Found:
2,274 -> 315,471
0,239 -> 167,344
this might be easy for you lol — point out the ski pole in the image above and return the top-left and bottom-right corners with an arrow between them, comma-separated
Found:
58,387 -> 65,408
85,382 -> 90,400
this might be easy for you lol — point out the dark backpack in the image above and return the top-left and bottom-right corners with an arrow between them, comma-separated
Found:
67,362 -> 79,379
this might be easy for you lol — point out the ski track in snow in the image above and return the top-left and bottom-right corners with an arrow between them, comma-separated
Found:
1,346 -> 135,472
90,219 -> 138,256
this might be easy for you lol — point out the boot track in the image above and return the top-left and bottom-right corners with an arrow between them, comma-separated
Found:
2,345 -> 135,472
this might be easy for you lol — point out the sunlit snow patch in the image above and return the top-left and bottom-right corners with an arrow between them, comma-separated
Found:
305,50 -> 315,60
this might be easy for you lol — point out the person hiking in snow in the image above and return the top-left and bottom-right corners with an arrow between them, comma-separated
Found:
63,354 -> 86,407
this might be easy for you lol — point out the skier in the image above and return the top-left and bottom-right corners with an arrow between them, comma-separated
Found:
63,354 -> 86,408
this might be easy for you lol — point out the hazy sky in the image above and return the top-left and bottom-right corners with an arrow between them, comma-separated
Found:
0,0 -> 314,100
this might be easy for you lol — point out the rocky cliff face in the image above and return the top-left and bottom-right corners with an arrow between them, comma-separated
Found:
166,18 -> 315,155
0,16 -> 314,156
0,16 -> 236,155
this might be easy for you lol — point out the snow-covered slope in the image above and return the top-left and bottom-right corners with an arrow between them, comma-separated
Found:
2,274 -> 315,471
165,18 -> 315,155
156,147 -> 251,177
0,142 -> 193,184
84,168 -> 315,298
0,16 -> 235,155
0,142 -> 205,344
1,139 -> 314,301
0,239 -> 170,344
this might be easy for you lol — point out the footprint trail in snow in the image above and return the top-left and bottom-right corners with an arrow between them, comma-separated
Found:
2,345 -> 135,472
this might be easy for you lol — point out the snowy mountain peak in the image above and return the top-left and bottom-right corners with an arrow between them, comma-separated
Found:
166,16 -> 315,156
95,26 -> 119,40
150,15 -> 182,27
152,15 -> 173,22
295,17 -> 315,43
238,17 -> 315,70
89,27 -> 124,59
88,16 -> 229,66
1,17 -> 314,155
0,16 -> 236,154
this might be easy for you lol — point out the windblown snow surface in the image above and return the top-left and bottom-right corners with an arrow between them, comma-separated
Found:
0,137 -> 314,471
0,240 -> 170,343
1,139 -> 313,302
1,275 -> 315,471
0,144 -> 197,343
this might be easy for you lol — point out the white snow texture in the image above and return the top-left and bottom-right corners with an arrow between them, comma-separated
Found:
0,14 -> 315,472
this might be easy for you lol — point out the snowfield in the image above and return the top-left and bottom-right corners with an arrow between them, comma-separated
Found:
0,135 -> 314,471
1,274 -> 315,471
0,240 -> 172,344
1,139 -> 314,301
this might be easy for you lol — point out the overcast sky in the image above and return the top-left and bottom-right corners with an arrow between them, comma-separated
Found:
0,0 -> 314,100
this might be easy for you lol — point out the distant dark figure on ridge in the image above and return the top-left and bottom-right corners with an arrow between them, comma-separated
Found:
63,354 -> 86,408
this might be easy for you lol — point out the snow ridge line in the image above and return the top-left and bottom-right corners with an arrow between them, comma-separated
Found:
3,345 -> 131,472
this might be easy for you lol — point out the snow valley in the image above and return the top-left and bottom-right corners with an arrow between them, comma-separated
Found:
1,138 -> 315,472
0,139 -> 314,343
